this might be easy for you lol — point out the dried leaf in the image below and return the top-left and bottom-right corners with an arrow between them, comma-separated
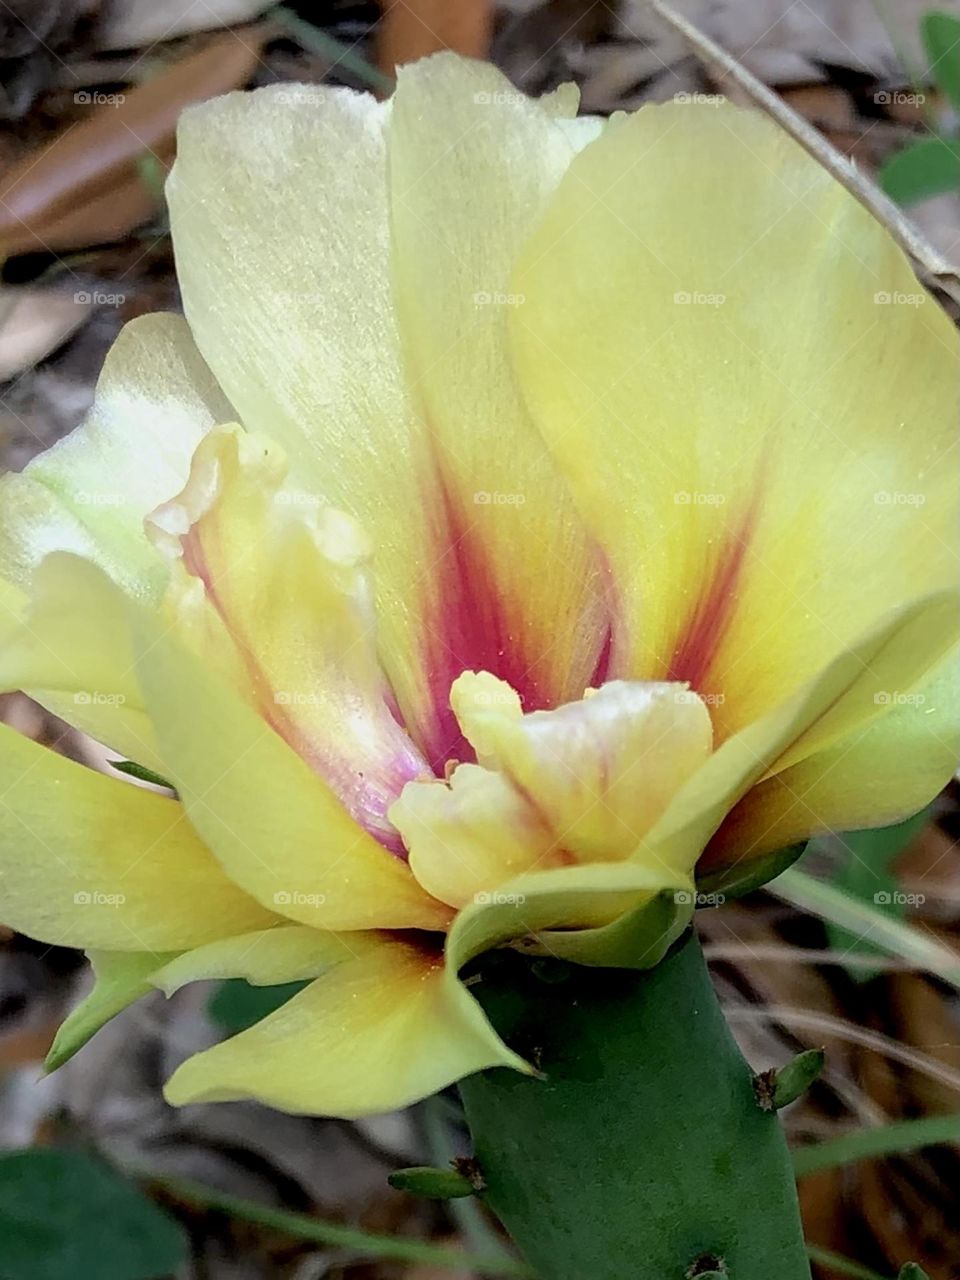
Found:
644,0 -> 960,304
0,31 -> 266,258
378,0 -> 494,78
97,0 -> 274,51
0,289 -> 93,381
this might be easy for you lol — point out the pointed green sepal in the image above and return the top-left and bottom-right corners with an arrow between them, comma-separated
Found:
387,1165 -> 480,1200
110,759 -> 175,790
898,1265 -> 931,1280
754,1048 -> 825,1112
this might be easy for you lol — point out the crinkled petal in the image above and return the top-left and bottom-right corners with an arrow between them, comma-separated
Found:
451,672 -> 714,857
145,426 -> 429,846
0,314 -> 230,602
392,763 -> 563,909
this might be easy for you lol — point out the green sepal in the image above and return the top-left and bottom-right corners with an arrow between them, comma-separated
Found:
45,951 -> 177,1072
898,1265 -> 931,1280
110,759 -> 175,790
387,1165 -> 479,1200
696,842 -> 806,900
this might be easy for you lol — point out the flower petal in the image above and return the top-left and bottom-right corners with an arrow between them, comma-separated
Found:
451,672 -> 714,858
0,553 -> 163,773
146,426 -> 429,846
645,593 -> 960,875
704,646 -> 960,872
510,100 -> 960,740
164,938 -> 525,1118
0,314 -> 229,602
166,62 -> 610,770
385,55 -> 612,762
392,763 -> 562,909
394,673 -> 713,907
125,571 -> 450,932
151,925 -> 380,995
445,861 -> 693,972
0,720 -> 275,950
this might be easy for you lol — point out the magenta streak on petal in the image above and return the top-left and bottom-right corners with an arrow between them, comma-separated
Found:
180,527 -> 423,857
666,500 -> 758,698
415,465 -> 614,773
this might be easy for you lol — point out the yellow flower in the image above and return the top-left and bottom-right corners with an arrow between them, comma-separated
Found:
0,55 -> 957,1118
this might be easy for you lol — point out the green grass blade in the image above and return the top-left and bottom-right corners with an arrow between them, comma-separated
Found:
807,1244 -> 891,1280
770,867 -> 960,989
139,1172 -> 533,1276
793,1112 -> 960,1177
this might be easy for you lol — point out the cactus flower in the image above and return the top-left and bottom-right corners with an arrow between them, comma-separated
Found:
0,55 -> 957,1118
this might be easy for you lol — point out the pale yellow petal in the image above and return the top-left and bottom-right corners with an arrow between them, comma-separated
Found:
0,720 -> 275,951
167,63 -> 609,770
0,314 -> 230,602
164,938 -> 525,1118
151,925 -> 380,995
704,646 -> 960,870
128,575 -> 450,932
645,594 -> 959,875
145,426 -> 429,847
510,100 -> 960,740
